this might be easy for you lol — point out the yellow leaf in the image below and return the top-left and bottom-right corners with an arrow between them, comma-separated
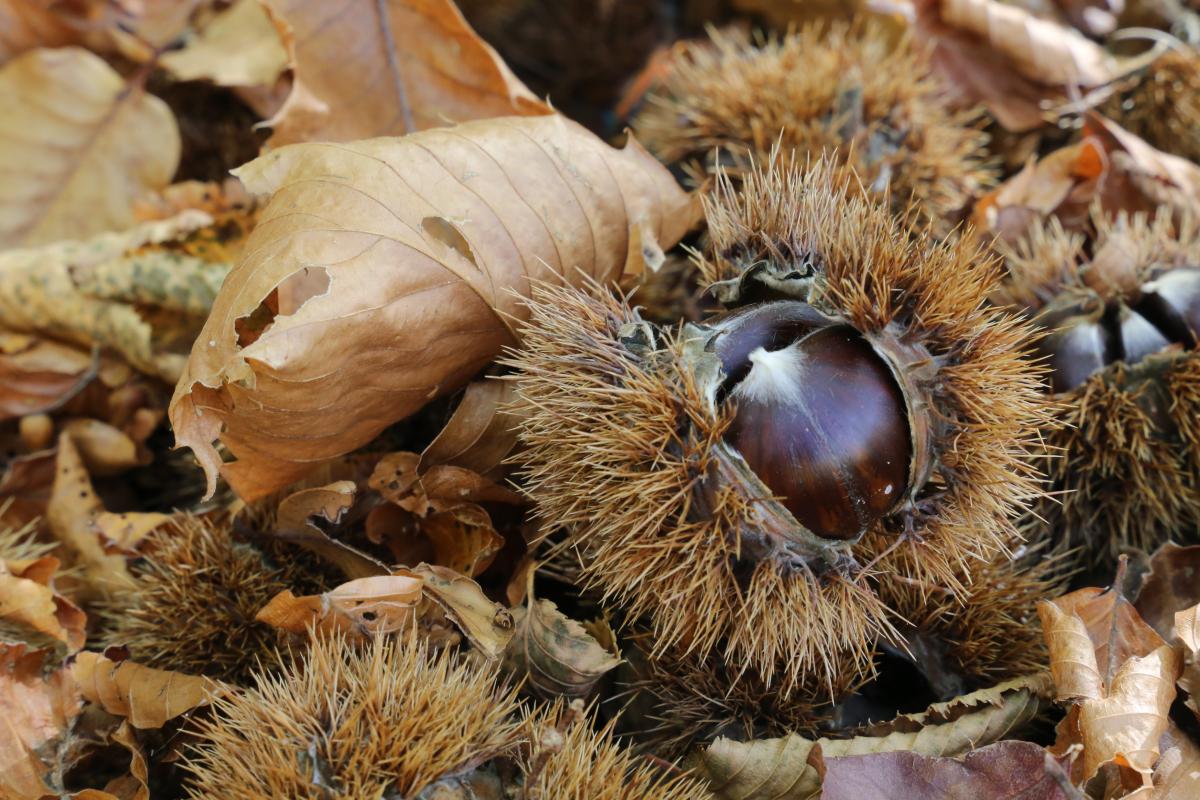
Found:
170,114 -> 699,500
0,47 -> 180,247
261,0 -> 551,145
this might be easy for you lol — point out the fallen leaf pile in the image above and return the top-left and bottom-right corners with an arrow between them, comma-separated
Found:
2,0 -> 1200,798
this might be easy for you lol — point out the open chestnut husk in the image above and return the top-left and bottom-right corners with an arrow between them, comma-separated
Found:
996,211 -> 1200,560
507,157 -> 1050,698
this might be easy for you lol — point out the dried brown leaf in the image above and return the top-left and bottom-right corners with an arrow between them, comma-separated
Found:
271,480 -> 388,579
0,642 -> 83,800
1150,724 -> 1200,799
262,0 -> 550,146
92,511 -> 172,555
0,1 -> 87,64
255,573 -> 425,638
171,114 -> 698,500
0,335 -> 98,421
420,379 -> 523,476
412,562 -> 513,659
502,587 -> 621,700
46,433 -> 136,601
0,48 -> 180,247
0,554 -> 86,650
60,418 -> 142,476
698,674 -> 1052,800
1135,543 -> 1200,639
820,741 -> 1073,800
70,650 -> 225,729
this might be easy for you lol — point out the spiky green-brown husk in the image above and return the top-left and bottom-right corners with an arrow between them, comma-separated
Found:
185,634 -> 523,800
508,158 -> 1049,698
96,515 -> 303,683
632,23 -> 995,236
523,703 -> 709,799
1100,49 -> 1200,165
997,211 -> 1200,558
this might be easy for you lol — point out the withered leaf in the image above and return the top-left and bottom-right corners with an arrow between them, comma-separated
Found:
272,480 -> 389,579
46,433 -> 137,601
420,379 -> 523,476
159,0 -> 287,89
0,47 -> 180,248
71,650 -> 225,729
255,573 -> 425,638
1135,543 -> 1200,638
0,1 -> 87,64
699,674 -> 1052,799
0,211 -> 233,382
0,335 -> 98,421
502,584 -> 621,699
61,418 -> 143,477
171,114 -> 699,500
0,553 -> 86,650
820,741 -> 1072,800
67,719 -> 151,800
412,562 -> 513,659
0,642 -> 84,799
1150,724 -> 1200,799
262,0 -> 550,146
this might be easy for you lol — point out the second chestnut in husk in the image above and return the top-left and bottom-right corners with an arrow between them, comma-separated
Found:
507,156 -> 1051,697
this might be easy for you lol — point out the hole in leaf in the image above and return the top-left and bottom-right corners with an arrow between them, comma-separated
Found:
234,267 -> 331,347
422,217 -> 479,271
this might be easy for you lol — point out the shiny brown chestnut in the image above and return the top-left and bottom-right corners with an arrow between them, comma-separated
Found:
710,302 -> 914,541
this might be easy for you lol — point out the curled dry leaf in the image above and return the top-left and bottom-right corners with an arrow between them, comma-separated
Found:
0,642 -> 83,800
272,480 -> 389,579
820,741 -> 1073,800
70,650 -> 225,729
171,114 -> 699,500
698,674 -> 1053,800
0,553 -> 86,650
46,433 -> 137,601
420,379 -> 524,477
1150,724 -> 1200,799
61,418 -> 144,476
159,0 -> 287,89
0,1 -> 87,64
367,451 -> 517,576
1084,113 -> 1200,218
0,210 -> 235,382
262,0 -> 550,146
411,562 -> 514,659
0,335 -> 98,421
1173,604 -> 1200,715
255,573 -> 426,638
501,577 -> 621,699
0,47 -> 180,248
1134,543 -> 1200,638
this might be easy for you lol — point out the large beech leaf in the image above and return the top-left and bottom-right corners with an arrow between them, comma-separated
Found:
0,47 -> 180,248
170,114 -> 698,500
70,651 -> 225,729
263,0 -> 551,145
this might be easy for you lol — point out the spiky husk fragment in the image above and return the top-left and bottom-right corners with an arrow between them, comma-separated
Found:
632,23 -> 995,235
1099,49 -> 1200,164
184,634 -> 523,800
996,211 -> 1200,557
523,703 -> 709,799
508,158 -> 1049,697
96,515 -> 305,683
876,542 -> 1067,695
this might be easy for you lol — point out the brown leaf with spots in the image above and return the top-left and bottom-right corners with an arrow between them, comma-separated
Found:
255,573 -> 426,638
272,480 -> 389,579
70,650 -> 225,729
170,114 -> 698,500
0,47 -> 179,248
261,0 -> 550,146
0,642 -> 84,800
0,335 -> 98,422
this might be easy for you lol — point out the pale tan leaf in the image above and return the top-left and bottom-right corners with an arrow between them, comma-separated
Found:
70,651 -> 225,729
60,419 -> 142,476
698,674 -> 1053,800
159,0 -> 286,88
931,0 -> 1117,87
0,47 -> 180,248
502,591 -> 621,700
413,562 -> 514,659
0,642 -> 83,800
1173,604 -> 1200,718
1085,114 -> 1200,218
92,511 -> 172,555
262,0 -> 550,146
1078,644 -> 1180,780
170,114 -> 699,500
1152,724 -> 1200,799
46,433 -> 136,602
0,554 -> 86,650
255,574 -> 426,638
0,211 -> 232,382
1039,600 -> 1104,701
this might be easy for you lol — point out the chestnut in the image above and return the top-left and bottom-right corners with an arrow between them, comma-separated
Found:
711,303 -> 911,541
